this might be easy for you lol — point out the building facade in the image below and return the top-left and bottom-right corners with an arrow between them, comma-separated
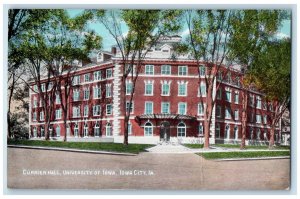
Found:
29,37 -> 281,145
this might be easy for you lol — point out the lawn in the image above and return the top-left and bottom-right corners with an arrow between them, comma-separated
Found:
183,144 -> 204,149
7,139 -> 154,154
212,144 -> 290,150
198,151 -> 290,160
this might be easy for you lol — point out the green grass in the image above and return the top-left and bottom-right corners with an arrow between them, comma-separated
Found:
7,139 -> 154,154
198,151 -> 290,160
183,144 -> 204,149
212,144 -> 290,150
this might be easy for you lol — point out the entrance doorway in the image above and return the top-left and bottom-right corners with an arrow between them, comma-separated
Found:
160,121 -> 170,142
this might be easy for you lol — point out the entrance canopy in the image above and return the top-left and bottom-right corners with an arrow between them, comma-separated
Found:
135,114 -> 196,125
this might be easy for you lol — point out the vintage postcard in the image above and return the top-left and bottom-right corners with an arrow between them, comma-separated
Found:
5,7 -> 291,191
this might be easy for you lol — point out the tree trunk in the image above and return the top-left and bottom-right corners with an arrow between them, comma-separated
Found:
123,118 -> 129,145
269,124 -> 275,149
240,89 -> 248,150
7,73 -> 16,138
63,118 -> 67,142
203,84 -> 213,149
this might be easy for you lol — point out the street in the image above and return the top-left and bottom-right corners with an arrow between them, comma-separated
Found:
7,148 -> 290,190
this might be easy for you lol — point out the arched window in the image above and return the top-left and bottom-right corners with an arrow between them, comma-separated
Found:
177,122 -> 186,137
225,124 -> 230,139
128,122 -> 132,135
106,123 -> 112,136
250,127 -> 254,140
94,122 -> 100,137
66,124 -> 70,137
56,125 -> 61,137
33,127 -> 37,138
144,122 -> 153,136
40,126 -> 45,137
257,129 -> 261,140
234,125 -> 238,140
49,126 -> 53,137
215,123 -> 220,138
74,123 -> 79,137
83,123 -> 89,137
198,123 -> 203,136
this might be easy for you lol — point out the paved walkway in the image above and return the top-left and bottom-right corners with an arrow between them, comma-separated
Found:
146,143 -> 290,154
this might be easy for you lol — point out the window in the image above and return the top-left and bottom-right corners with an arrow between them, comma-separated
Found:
84,74 -> 90,82
73,89 -> 80,101
199,65 -> 206,76
199,123 -> 204,135
178,102 -> 187,115
161,65 -> 171,75
234,110 -> 239,120
128,122 -> 132,135
226,72 -> 232,83
93,105 -> 101,116
40,126 -> 45,137
263,115 -> 267,124
250,127 -> 254,139
217,89 -> 222,100
161,102 -> 170,114
33,112 -> 37,121
84,105 -> 89,117
55,94 -> 61,104
105,123 -> 112,136
33,97 -> 38,108
178,83 -> 187,96
56,126 -> 61,137
216,106 -> 222,118
225,124 -> 230,139
55,109 -> 62,119
145,102 -> 153,114
145,82 -> 153,95
236,77 -> 240,87
126,101 -> 134,113
83,88 -> 90,100
177,122 -> 186,137
93,85 -> 101,99
39,99 -> 43,107
178,66 -> 188,76
40,111 -> 44,121
144,122 -> 153,136
249,95 -> 254,106
199,83 -> 206,97
47,82 -> 53,91
269,104 -> 273,111
256,96 -> 261,109
256,114 -> 262,124
33,85 -> 38,92
198,103 -> 205,115
126,81 -> 133,95
145,65 -> 154,75
106,84 -> 112,98
215,123 -> 220,138
225,88 -> 231,102
234,126 -> 238,140
217,71 -> 223,81
83,123 -> 89,137
106,68 -> 113,78
161,82 -> 170,96
106,104 -> 112,115
262,102 -> 267,110
74,123 -> 79,137
94,122 -> 100,137
257,129 -> 261,140
234,92 -> 239,104
225,107 -> 231,119
41,84 -> 46,92
72,106 -> 80,118
33,127 -> 37,137
72,75 -> 80,85
94,71 -> 102,81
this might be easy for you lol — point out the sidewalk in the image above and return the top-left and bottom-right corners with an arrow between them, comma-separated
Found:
146,143 -> 290,154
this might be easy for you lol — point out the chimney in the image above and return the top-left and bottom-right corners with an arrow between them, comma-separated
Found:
111,46 -> 117,55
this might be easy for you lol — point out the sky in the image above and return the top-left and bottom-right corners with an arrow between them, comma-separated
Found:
67,9 -> 292,51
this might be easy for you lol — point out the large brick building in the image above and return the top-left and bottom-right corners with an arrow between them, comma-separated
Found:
29,36 -> 281,145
